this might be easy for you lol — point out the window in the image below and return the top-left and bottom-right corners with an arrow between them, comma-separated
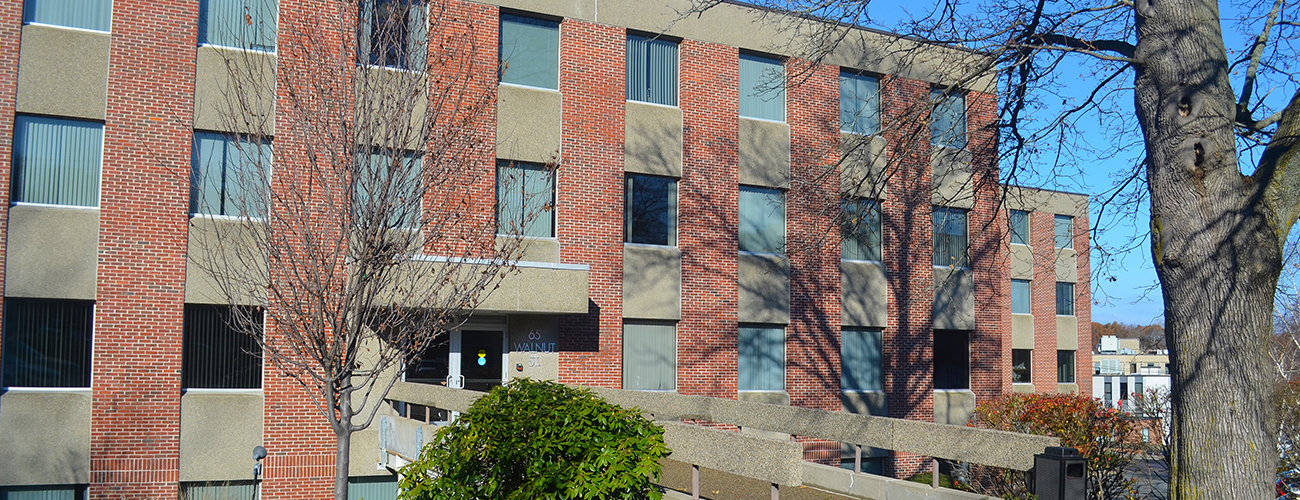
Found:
181,481 -> 256,500
1057,350 -> 1076,383
932,207 -> 968,267
933,330 -> 969,390
1120,381 -> 1129,400
1098,358 -> 1122,374
626,34 -> 677,106
1011,349 -> 1031,383
738,325 -> 784,391
738,53 -> 785,121
1054,214 -> 1074,248
1056,282 -> 1075,316
1011,279 -> 1031,314
0,486 -> 87,500
840,71 -> 879,135
930,89 -> 966,149
1141,428 -> 1150,443
1,298 -> 93,388
625,174 -> 677,246
622,322 -> 675,391
739,186 -> 785,253
24,0 -> 111,31
1104,379 -> 1112,400
182,304 -> 262,389
359,0 -> 427,70
496,161 -> 554,237
1009,209 -> 1028,245
192,132 -> 271,217
198,0 -> 277,50
841,328 -> 883,391
356,150 -> 422,229
348,475 -> 399,500
841,197 -> 881,261
12,115 -> 102,207
499,14 -> 559,89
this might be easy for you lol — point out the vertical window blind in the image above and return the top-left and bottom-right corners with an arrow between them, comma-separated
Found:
499,14 -> 559,89
496,162 -> 554,238
841,197 -> 881,261
1057,350 -> 1076,383
1,298 -> 93,388
12,115 -> 102,207
24,0 -> 111,31
192,132 -> 271,217
739,186 -> 785,253
1009,209 -> 1028,245
841,328 -> 883,391
840,71 -> 879,135
182,304 -> 262,389
354,150 -> 421,229
1011,279 -> 1031,314
624,174 -> 677,246
933,329 -> 969,390
932,207 -> 968,267
180,482 -> 256,500
622,322 -> 676,391
1056,282 -> 1075,316
738,325 -> 784,391
1055,214 -> 1074,248
198,0 -> 278,50
626,35 -> 678,106
739,53 -> 785,121
359,0 -> 427,70
930,90 -> 966,149
0,486 -> 84,500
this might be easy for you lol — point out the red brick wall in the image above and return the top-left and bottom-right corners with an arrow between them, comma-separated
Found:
1073,211 -> 1092,394
89,1 -> 197,497
1030,211 -> 1060,392
967,88 -> 1006,406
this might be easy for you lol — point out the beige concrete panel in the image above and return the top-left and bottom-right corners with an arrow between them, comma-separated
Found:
0,391 -> 91,486
193,46 -> 276,134
625,102 -> 682,177
354,67 -> 429,149
738,252 -> 791,324
1057,383 -> 1079,395
1009,244 -> 1033,279
16,25 -> 108,120
738,391 -> 790,406
1057,316 -> 1079,350
801,462 -> 992,500
186,217 -> 268,305
1055,248 -> 1078,282
931,147 -> 974,209
497,84 -> 562,163
660,421 -> 804,487
475,264 -> 590,314
5,205 -> 98,300
840,134 -> 888,199
623,245 -> 682,320
1004,185 -> 1089,218
478,0 -> 596,21
1011,314 -> 1035,350
1012,383 -> 1036,394
933,390 -> 975,426
932,266 -> 974,331
508,315 -> 560,381
179,392 -> 264,482
841,260 -> 887,327
497,236 -> 560,263
840,391 -> 887,416
738,118 -> 791,189
349,427 -> 384,476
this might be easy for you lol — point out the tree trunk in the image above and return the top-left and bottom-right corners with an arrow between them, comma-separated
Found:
336,428 -> 351,500
1133,0 -> 1280,498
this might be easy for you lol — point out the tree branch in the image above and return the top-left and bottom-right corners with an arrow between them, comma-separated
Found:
1260,89 -> 1300,237
1027,33 -> 1136,58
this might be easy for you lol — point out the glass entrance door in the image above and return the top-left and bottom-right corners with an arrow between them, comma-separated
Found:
458,330 -> 505,393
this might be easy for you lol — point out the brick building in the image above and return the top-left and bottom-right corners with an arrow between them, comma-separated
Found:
0,0 -> 1091,498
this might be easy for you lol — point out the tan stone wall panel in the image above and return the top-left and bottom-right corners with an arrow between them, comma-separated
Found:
625,101 -> 682,177
17,25 -> 109,120
5,205 -> 98,300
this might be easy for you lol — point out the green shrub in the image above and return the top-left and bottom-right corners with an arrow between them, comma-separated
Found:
398,378 -> 669,500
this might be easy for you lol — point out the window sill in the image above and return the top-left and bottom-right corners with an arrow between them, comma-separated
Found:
23,22 -> 111,35
738,115 -> 787,125
1,386 -> 92,394
839,129 -> 881,138
840,389 -> 885,394
933,388 -> 973,393
11,201 -> 99,210
182,388 -> 264,395
627,99 -> 679,110
197,43 -> 276,55
189,213 -> 267,222
739,250 -> 787,258
932,264 -> 971,271
624,241 -> 678,250
841,258 -> 884,264
1010,242 -> 1030,247
499,81 -> 560,93
359,63 -> 426,76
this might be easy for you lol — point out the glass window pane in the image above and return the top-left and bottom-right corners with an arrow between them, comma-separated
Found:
181,481 -> 257,500
13,116 -> 103,207
500,14 -> 559,89
1055,215 -> 1073,248
355,151 -> 421,229
496,161 -> 554,237
933,329 -> 968,390
1011,349 -> 1031,383
2,298 -> 93,388
839,71 -> 879,135
622,322 -> 675,390
738,325 -> 784,391
24,0 -> 111,31
347,476 -> 399,500
198,0 -> 277,50
358,0 -> 425,69
932,207 -> 968,267
930,90 -> 966,149
0,485 -> 84,500
841,197 -> 881,261
625,174 -> 677,246
183,305 -> 263,389
626,35 -> 678,106
192,132 -> 271,217
1056,282 -> 1075,316
738,53 -> 784,121
739,186 -> 785,253
1009,210 -> 1028,245
1011,279 -> 1031,314
841,328 -> 882,391
1057,350 -> 1076,383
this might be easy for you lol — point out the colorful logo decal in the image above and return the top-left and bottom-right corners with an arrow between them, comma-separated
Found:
477,349 -> 487,366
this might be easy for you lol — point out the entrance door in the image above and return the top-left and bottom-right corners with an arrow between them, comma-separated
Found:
456,330 -> 506,393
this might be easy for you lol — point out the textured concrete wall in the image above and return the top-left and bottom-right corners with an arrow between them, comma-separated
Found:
1055,248 -> 1079,282
1011,314 -> 1035,349
497,84 -> 562,163
192,46 -> 276,133
930,147 -> 974,209
0,391 -> 92,486
1057,315 -> 1079,350
1009,244 -> 1033,279
932,266 -> 974,331
185,217 -> 266,305
840,391 -> 887,416
623,244 -> 681,320
509,314 -> 560,381
738,252 -> 791,324
501,236 -> 560,263
5,205 -> 98,300
840,133 -> 889,199
625,101 -> 682,177
179,392 -> 263,482
932,390 -> 975,426
16,25 -> 108,120
738,117 -> 791,189
841,260 -> 888,327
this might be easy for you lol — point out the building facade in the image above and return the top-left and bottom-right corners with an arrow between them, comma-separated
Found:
0,0 -> 1091,498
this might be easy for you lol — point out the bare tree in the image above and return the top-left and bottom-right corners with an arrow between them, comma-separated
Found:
683,0 -> 1300,496
187,2 -> 537,498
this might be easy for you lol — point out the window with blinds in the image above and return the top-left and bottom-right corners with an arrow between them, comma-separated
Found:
1057,350 -> 1076,383
625,174 -> 677,246
198,0 -> 277,51
1055,214 -> 1074,248
738,325 -> 784,391
1056,282 -> 1075,316
12,115 -> 102,207
1012,349 -> 1031,383
840,71 -> 880,135
355,150 -> 422,229
24,0 -> 111,31
0,485 -> 86,500
841,197 -> 881,261
1,298 -> 93,388
500,13 -> 560,89
841,328 -> 883,391
930,89 -> 966,149
182,304 -> 262,389
496,161 -> 554,238
359,0 -> 427,70
933,330 -> 969,390
347,476 -> 399,500
739,186 -> 785,253
622,322 -> 675,391
932,207 -> 968,267
1011,279 -> 1031,314
192,132 -> 271,217
626,35 -> 678,106
739,53 -> 785,121
179,481 -> 256,500
1009,209 -> 1028,245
